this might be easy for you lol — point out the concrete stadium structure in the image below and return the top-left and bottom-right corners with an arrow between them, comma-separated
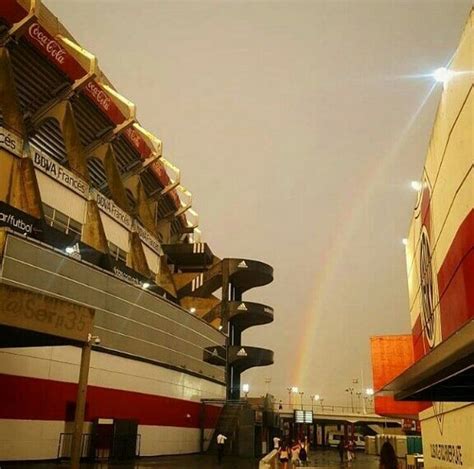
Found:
0,0 -> 273,461
373,9 -> 473,469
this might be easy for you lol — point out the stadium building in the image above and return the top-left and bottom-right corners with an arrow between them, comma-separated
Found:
371,9 -> 473,468
0,0 -> 274,461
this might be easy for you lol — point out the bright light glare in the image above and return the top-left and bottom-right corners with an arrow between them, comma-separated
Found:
190,307 -> 196,314
313,394 -> 320,401
142,282 -> 150,290
433,67 -> 453,83
218,325 -> 223,331
242,383 -> 250,393
65,247 -> 75,254
402,238 -> 408,246
366,388 -> 374,396
411,180 -> 422,191
291,386 -> 299,393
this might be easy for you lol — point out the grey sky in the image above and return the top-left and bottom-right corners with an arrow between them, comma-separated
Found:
45,0 -> 472,405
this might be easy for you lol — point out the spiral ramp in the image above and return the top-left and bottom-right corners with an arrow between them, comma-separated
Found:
162,243 -> 274,399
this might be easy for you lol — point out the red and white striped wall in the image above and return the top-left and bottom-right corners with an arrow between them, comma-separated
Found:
0,346 -> 225,460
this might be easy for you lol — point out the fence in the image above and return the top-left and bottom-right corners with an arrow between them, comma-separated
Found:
57,432 -> 141,461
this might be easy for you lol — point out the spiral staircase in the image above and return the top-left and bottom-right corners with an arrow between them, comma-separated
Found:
163,243 -> 274,399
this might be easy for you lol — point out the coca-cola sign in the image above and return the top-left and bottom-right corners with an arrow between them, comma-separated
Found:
83,80 -> 126,125
28,23 -> 66,65
25,23 -> 85,81
124,127 -> 152,159
85,81 -> 111,112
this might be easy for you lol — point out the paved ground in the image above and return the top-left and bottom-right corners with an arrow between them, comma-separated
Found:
1,450 -> 381,468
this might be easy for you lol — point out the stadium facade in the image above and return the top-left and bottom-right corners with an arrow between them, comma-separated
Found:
371,10 -> 473,468
0,0 -> 273,461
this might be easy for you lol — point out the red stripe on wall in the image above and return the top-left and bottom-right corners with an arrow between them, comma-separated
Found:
0,374 -> 221,429
437,210 -> 474,340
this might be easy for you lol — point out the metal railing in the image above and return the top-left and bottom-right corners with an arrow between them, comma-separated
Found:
57,432 -> 141,460
259,449 -> 279,469
57,433 -> 93,460
274,403 -> 376,415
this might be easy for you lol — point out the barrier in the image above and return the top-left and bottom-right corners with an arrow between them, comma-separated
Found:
259,449 -> 279,469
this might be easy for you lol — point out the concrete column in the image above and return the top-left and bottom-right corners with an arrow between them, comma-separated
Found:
82,200 -> 109,253
0,47 -> 25,135
70,340 -> 92,469
128,231 -> 151,278
94,143 -> 130,212
9,157 -> 43,218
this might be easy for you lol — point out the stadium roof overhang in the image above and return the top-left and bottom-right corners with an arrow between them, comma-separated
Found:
0,0 -> 195,236
379,320 -> 474,402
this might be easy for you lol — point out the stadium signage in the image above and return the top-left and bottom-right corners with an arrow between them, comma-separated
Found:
0,203 -> 35,235
83,81 -> 125,125
32,147 -> 89,197
430,444 -> 463,466
0,283 -> 94,343
28,23 -> 67,65
134,221 -> 162,255
92,189 -> 132,229
0,126 -> 23,158
124,127 -> 152,159
85,81 -> 111,112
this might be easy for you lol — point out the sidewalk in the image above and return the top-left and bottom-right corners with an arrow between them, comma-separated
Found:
1,449 -> 380,468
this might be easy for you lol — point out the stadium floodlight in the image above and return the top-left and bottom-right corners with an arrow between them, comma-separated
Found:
433,67 -> 453,83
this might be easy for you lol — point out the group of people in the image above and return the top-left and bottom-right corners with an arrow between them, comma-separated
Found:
337,438 -> 356,463
274,436 -> 309,467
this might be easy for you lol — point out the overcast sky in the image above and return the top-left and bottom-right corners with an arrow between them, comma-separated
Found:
45,0 -> 471,406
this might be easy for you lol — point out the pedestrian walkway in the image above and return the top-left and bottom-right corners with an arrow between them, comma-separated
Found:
1,450 -> 380,468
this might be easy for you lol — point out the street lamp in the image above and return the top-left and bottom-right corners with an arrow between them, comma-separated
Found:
242,383 -> 250,399
310,394 -> 320,412
345,387 -> 355,413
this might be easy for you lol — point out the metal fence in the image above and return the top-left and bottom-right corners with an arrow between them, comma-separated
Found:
57,432 -> 141,461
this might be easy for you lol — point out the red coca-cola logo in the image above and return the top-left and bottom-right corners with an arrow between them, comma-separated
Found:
85,81 -> 111,111
28,23 -> 66,65
125,128 -> 141,148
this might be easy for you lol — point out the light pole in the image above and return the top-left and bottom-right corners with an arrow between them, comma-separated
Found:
320,398 -> 324,411
356,392 -> 362,413
345,387 -> 354,413
287,386 -> 298,408
299,391 -> 304,410
242,383 -> 250,399
265,377 -> 272,395
365,388 -> 374,413
310,394 -> 320,412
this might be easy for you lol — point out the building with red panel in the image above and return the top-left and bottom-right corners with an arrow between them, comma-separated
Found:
371,9 -> 473,468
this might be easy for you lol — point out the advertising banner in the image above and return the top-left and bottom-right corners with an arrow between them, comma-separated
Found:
0,126 -> 24,158
31,146 -> 89,198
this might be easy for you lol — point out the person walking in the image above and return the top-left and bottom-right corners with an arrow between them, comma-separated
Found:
291,440 -> 301,467
216,432 -> 227,465
379,441 -> 398,469
279,442 -> 290,469
273,435 -> 281,450
299,443 -> 308,466
337,439 -> 345,463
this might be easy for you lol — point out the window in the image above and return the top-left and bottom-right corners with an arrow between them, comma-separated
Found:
43,203 -> 82,236
108,241 -> 127,263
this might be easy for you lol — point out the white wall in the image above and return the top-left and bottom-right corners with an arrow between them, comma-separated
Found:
0,346 -> 225,461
